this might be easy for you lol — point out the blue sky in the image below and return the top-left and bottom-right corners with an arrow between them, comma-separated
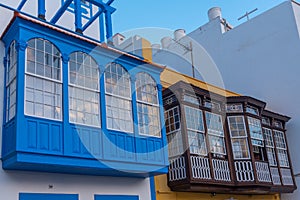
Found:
112,0 -> 287,43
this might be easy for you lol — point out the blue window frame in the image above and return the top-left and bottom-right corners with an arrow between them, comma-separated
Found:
6,40 -> 17,122
95,195 -> 139,200
25,38 -> 62,120
104,62 -> 133,132
136,72 -> 160,137
19,193 -> 78,200
68,51 -> 100,127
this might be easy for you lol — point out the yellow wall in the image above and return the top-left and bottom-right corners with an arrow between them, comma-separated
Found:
160,68 -> 240,97
155,175 -> 280,200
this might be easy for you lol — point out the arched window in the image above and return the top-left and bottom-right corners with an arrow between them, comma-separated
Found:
136,72 -> 161,137
105,63 -> 133,132
25,38 -> 62,120
68,51 -> 100,127
6,41 -> 17,122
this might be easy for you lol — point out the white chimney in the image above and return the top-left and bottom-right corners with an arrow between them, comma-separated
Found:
161,36 -> 172,49
208,7 -> 222,21
174,29 -> 186,41
113,33 -> 126,46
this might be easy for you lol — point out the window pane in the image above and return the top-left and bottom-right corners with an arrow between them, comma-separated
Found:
137,103 -> 160,137
25,75 -> 62,120
266,147 -> 277,166
167,131 -> 184,157
248,117 -> 263,147
206,112 -> 224,136
188,130 -> 207,155
274,130 -> 286,149
263,128 -> 274,147
209,135 -> 226,154
106,95 -> 133,132
6,41 -> 17,122
69,86 -> 100,127
105,63 -> 131,98
277,149 -> 289,167
184,105 -> 204,132
228,116 -> 247,137
136,72 -> 158,104
231,138 -> 250,159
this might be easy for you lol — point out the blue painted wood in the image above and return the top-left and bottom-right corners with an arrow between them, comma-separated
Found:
1,16 -> 168,177
19,193 -> 78,200
95,195 -> 139,200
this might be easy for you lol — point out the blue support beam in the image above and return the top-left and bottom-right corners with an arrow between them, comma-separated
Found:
74,0 -> 83,33
17,0 -> 27,11
106,0 -> 115,6
105,11 -> 113,41
85,0 -> 116,13
99,13 -> 105,42
50,0 -> 73,24
82,8 -> 103,31
38,0 -> 46,19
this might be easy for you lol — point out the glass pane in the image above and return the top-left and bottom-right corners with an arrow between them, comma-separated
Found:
184,105 -> 204,132
231,138 -> 250,159
209,135 -> 225,154
188,130 -> 207,155
228,116 -> 246,137
206,112 -> 224,136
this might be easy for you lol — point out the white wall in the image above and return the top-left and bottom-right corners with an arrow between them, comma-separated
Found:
153,1 -> 300,199
0,165 -> 152,200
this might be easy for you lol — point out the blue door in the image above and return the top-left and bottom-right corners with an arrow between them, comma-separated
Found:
20,193 -> 78,200
95,195 -> 139,200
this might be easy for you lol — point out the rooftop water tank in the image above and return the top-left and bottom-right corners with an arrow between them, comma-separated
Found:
174,29 -> 186,41
161,36 -> 172,49
208,7 -> 222,21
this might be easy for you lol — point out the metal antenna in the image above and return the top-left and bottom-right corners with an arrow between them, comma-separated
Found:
238,8 -> 258,21
172,39 -> 195,78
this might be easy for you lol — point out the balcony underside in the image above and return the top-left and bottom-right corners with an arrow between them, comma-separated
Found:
2,151 -> 168,178
169,181 -> 296,194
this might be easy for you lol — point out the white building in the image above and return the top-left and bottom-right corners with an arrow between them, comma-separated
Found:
152,1 -> 300,200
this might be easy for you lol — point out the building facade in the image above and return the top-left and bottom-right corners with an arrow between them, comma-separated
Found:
151,1 -> 300,199
0,1 -> 168,200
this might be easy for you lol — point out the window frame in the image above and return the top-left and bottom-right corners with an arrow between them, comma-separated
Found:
263,127 -> 277,166
24,38 -> 63,121
68,51 -> 101,128
104,62 -> 133,133
227,115 -> 250,160
274,130 -> 289,167
165,106 -> 183,157
135,72 -> 161,138
205,111 -> 226,155
184,105 -> 207,156
6,40 -> 17,122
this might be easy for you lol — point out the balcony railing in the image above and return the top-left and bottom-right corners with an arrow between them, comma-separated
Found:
255,161 -> 272,183
281,168 -> 294,186
169,156 -> 186,181
190,156 -> 211,180
212,159 -> 231,182
234,161 -> 255,182
270,167 -> 281,185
